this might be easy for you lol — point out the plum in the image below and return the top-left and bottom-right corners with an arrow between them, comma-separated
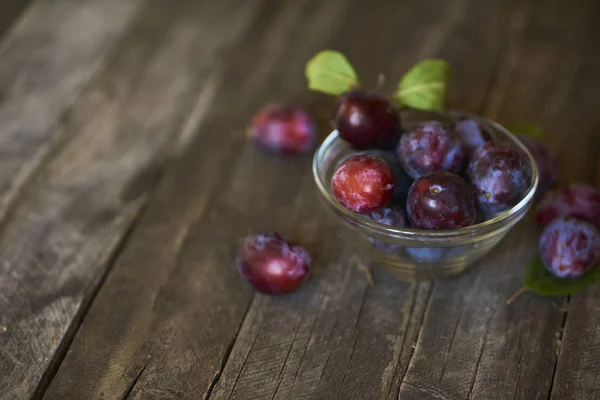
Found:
335,89 -> 401,150
331,154 -> 395,213
397,121 -> 464,179
407,172 -> 476,230
248,104 -> 316,155
539,217 -> 600,278
237,233 -> 311,294
467,141 -> 532,214
361,149 -> 413,206
453,117 -> 492,156
536,183 -> 600,229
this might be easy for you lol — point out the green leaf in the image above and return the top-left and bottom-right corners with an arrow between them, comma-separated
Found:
395,59 -> 451,111
524,255 -> 600,296
506,124 -> 543,139
305,50 -> 359,96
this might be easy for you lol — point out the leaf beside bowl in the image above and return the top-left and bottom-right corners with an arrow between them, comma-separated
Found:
524,255 -> 600,296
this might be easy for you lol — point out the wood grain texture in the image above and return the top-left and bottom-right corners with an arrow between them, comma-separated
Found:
398,0 -> 600,399
43,0 -> 352,398
0,0 -> 31,39
546,0 -> 600,398
8,0 -> 599,398
211,0 -> 525,399
551,290 -> 600,400
0,0 -> 141,222
0,0 -> 254,397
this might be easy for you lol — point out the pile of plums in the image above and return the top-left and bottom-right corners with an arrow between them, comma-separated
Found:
330,90 -> 533,239
236,91 -> 600,295
330,90 -> 600,280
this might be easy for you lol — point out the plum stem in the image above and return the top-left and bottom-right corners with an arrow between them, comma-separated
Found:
357,262 -> 375,286
506,287 -> 527,305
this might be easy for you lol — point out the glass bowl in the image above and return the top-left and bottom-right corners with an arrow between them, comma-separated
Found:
312,109 -> 539,281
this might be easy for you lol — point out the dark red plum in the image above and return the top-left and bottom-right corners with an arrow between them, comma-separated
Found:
539,217 -> 600,278
517,134 -> 559,198
331,154 -> 394,213
536,183 -> 600,229
453,118 -> 492,156
407,172 -> 476,230
397,121 -> 464,179
335,89 -> 401,150
467,141 -> 532,214
237,232 -> 311,295
366,206 -> 406,251
248,104 -> 316,155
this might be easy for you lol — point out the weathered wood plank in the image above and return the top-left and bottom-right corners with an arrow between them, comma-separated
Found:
210,0 -> 521,399
547,1 -> 600,398
38,0 -> 600,399
0,0 -> 31,39
0,0 -> 261,397
0,0 -> 142,221
550,290 -> 600,400
43,0 -> 356,398
398,0 -> 600,399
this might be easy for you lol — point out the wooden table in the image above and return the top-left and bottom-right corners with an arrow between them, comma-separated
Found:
1,0 -> 599,399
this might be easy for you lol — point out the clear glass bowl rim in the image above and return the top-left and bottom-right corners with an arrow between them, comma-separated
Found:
312,110 -> 539,245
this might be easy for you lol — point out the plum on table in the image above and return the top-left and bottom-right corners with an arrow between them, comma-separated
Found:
237,232 -> 311,295
539,217 -> 600,278
248,104 -> 316,155
536,183 -> 600,229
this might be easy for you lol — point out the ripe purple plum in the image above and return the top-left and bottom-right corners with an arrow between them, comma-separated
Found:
396,121 -> 464,179
335,89 -> 401,150
536,183 -> 600,229
539,217 -> 600,278
331,154 -> 395,213
517,134 -> 559,198
453,117 -> 492,156
407,172 -> 476,230
237,233 -> 311,294
248,104 -> 316,155
467,141 -> 532,214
